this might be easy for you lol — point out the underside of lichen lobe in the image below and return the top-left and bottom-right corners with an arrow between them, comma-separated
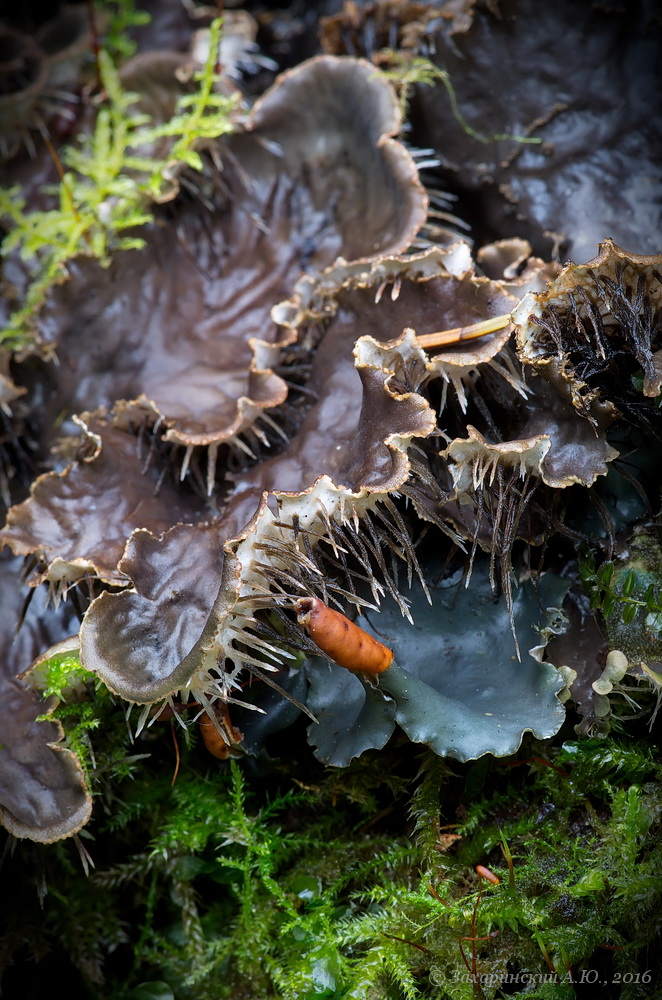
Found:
0,553 -> 92,842
78,518 -> 232,703
514,246 -> 662,427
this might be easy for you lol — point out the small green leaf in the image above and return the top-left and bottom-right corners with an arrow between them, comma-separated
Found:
571,870 -> 606,896
602,594 -> 617,619
589,591 -> 603,610
644,584 -> 660,612
179,148 -> 204,171
622,602 -> 638,624
290,875 -> 321,902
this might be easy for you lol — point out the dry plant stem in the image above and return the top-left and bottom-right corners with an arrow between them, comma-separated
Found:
84,0 -> 102,91
170,721 -> 181,787
457,869 -> 494,998
417,312 -> 512,350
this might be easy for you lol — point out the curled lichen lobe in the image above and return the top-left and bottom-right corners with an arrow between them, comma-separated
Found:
295,596 -> 393,674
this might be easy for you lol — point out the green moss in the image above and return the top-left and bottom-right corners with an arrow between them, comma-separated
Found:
31,648 -> 89,699
579,534 -> 662,664
5,722 -> 660,1000
0,14 -> 239,349
379,51 -> 542,147
103,0 -> 152,63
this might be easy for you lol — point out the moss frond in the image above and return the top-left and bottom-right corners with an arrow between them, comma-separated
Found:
0,17 -> 239,350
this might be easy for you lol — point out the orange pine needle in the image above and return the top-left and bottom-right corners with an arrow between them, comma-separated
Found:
295,596 -> 393,674
417,312 -> 511,350
199,702 -> 244,759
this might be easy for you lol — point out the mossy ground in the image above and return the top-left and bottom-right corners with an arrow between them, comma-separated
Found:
3,677 -> 661,1000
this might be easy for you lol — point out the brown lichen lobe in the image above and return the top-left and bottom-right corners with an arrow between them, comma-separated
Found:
0,419 -> 204,590
414,1 -> 662,262
78,329 -> 436,708
0,676 -> 92,843
10,5 -> 661,841
0,46 -> 436,745
31,55 -> 428,456
0,554 -> 91,843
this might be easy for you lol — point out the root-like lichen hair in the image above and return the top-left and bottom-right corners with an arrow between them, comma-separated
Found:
190,476 -> 436,705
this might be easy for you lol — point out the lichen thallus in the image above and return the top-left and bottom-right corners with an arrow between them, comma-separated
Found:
182,315 -> 520,755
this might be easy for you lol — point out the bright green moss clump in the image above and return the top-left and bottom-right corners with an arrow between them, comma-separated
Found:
4,711 -> 660,999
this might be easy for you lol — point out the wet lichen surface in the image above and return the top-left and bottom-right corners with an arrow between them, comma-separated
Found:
1,3 -> 662,999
